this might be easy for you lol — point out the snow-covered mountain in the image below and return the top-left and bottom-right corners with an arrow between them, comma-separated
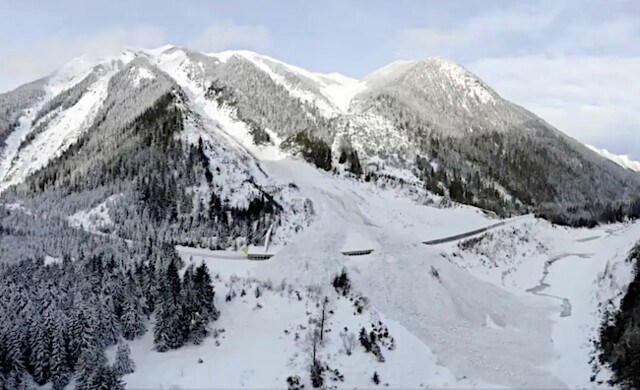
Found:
2,46 -> 638,216
1,45 -> 640,389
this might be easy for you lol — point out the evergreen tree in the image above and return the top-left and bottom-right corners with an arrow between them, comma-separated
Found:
143,260 -> 159,313
75,347 -> 106,390
359,327 -> 371,352
0,205 -> 211,386
153,300 -> 172,353
29,317 -> 50,384
189,263 -> 217,343
93,365 -> 125,390
5,321 -> 27,375
153,259 -> 187,351
112,342 -> 135,377
98,297 -> 121,348
49,317 -> 70,390
372,371 -> 380,385
4,369 -> 38,390
120,297 -> 146,341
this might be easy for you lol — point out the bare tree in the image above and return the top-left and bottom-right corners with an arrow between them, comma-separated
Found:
307,326 -> 324,388
319,296 -> 329,343
305,296 -> 332,388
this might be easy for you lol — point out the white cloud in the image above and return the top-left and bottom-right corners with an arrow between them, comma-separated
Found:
0,26 -> 165,92
394,2 -> 639,59
189,21 -> 271,53
548,18 -> 640,55
396,7 -> 557,58
586,145 -> 640,172
468,56 -> 640,158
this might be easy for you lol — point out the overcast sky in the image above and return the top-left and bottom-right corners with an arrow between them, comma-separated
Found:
1,0 -> 638,159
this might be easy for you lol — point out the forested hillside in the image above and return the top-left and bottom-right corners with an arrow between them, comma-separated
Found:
348,59 -> 640,217
0,205 -> 218,389
1,57 -> 310,250
596,242 -> 640,389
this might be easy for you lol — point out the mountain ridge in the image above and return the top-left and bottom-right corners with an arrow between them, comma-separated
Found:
1,45 -> 637,218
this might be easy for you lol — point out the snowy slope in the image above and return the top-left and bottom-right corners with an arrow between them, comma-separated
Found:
0,51 -> 137,191
111,150 -> 640,388
445,218 -> 640,387
248,160 -> 563,388
363,58 -> 496,106
211,50 -> 365,117
352,57 -> 527,138
0,69 -> 111,190
117,276 -> 501,389
586,144 -> 640,172
118,161 -> 525,388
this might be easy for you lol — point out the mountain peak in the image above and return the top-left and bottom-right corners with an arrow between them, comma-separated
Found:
362,57 -> 497,105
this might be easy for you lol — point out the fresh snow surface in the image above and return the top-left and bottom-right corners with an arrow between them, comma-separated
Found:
210,50 -> 364,116
67,195 -> 118,235
248,160 -> 562,388
0,50 -> 137,192
587,144 -> 640,172
0,68 -> 113,191
118,269 -> 504,389
445,219 -> 640,387
44,255 -> 62,266
131,65 -> 156,87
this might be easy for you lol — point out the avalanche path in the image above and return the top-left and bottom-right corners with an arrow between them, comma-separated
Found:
251,158 -> 565,388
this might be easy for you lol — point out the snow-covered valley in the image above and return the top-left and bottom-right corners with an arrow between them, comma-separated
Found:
105,152 -> 639,389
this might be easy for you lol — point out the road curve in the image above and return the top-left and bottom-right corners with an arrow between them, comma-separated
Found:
422,214 -> 533,245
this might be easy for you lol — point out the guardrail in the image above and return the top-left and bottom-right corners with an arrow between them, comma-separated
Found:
245,249 -> 375,261
341,249 -> 374,256
422,221 -> 507,245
